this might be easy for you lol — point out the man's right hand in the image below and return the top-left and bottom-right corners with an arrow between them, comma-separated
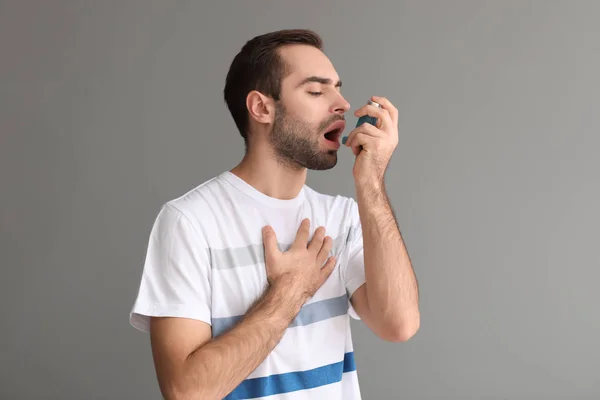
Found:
150,218 -> 338,400
262,218 -> 336,303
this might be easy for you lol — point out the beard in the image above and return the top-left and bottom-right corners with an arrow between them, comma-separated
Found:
268,102 -> 343,171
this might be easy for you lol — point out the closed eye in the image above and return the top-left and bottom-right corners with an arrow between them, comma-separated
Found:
308,91 -> 323,96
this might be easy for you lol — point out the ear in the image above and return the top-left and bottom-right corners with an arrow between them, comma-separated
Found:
247,90 -> 275,125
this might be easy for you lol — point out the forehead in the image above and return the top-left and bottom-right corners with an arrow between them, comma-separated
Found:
278,44 -> 339,83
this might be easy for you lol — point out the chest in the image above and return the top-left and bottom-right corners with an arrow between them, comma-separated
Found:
206,201 -> 352,327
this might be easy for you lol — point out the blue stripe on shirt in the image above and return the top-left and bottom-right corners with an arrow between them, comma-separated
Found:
223,352 -> 356,399
212,294 -> 349,337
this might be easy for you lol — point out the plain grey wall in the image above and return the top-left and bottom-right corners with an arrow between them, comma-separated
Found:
1,1 -> 599,399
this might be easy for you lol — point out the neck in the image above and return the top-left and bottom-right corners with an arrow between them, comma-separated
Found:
230,141 -> 307,201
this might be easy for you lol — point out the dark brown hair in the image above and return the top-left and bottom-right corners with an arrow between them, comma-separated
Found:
223,29 -> 323,146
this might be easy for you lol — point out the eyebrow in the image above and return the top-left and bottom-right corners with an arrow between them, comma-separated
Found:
296,76 -> 342,88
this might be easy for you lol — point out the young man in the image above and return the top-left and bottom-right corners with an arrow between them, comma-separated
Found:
129,29 -> 420,400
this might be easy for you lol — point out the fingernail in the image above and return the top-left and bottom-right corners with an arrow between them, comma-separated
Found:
342,136 -> 348,145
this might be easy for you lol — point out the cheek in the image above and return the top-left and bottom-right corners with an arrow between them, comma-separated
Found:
282,95 -> 327,129
290,108 -> 320,128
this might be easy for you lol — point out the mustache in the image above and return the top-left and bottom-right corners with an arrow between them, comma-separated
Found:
318,114 -> 345,132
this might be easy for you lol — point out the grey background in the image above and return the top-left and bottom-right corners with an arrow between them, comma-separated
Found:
1,1 -> 598,399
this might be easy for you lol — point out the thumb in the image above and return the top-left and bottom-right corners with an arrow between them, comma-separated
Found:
262,226 -> 279,260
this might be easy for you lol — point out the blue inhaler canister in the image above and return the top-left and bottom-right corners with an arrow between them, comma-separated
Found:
342,100 -> 382,145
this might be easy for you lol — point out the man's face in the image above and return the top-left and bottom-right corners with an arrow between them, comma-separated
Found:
268,44 -> 351,170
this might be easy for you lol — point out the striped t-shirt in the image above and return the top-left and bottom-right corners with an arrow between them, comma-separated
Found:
130,170 -> 366,399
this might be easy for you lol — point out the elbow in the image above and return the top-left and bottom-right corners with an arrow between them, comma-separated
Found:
161,385 -> 193,400
159,356 -> 225,400
386,327 -> 418,343
164,388 -> 211,400
161,380 -> 215,400
382,315 -> 420,343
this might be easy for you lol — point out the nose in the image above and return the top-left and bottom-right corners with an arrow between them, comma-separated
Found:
332,92 -> 351,115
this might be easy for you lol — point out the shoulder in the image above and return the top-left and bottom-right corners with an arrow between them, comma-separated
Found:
150,173 -> 231,242
168,173 -> 228,214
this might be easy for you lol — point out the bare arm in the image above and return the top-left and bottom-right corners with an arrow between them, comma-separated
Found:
150,282 -> 303,400
351,182 -> 420,342
150,219 -> 336,400
344,96 -> 420,342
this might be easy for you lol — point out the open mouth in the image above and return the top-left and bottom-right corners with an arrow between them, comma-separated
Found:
324,128 -> 342,142
322,120 -> 346,143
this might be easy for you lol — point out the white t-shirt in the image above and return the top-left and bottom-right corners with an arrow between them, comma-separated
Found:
130,170 -> 366,399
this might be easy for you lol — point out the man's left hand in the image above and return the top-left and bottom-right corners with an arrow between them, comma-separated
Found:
344,96 -> 399,186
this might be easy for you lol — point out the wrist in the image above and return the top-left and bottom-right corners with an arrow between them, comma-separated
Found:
356,180 -> 387,204
269,279 -> 306,313
355,173 -> 384,192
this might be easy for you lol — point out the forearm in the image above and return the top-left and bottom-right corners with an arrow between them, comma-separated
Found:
356,181 -> 420,336
178,284 -> 303,400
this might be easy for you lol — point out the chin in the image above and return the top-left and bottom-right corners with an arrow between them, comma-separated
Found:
306,153 -> 337,171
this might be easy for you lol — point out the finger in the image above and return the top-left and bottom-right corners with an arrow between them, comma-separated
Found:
344,120 -> 383,148
343,127 -> 363,156
292,218 -> 311,249
354,103 -> 392,129
319,256 -> 337,282
262,226 -> 279,260
349,132 -> 381,156
346,127 -> 382,155
308,226 -> 326,253
371,96 -> 398,124
316,236 -> 334,264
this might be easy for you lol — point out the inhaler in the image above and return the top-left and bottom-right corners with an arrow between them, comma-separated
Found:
342,100 -> 382,145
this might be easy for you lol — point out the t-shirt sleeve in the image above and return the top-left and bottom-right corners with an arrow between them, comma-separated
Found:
344,198 -> 366,320
129,203 -> 212,333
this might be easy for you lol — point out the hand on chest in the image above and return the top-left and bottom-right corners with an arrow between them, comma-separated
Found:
209,214 -> 352,320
